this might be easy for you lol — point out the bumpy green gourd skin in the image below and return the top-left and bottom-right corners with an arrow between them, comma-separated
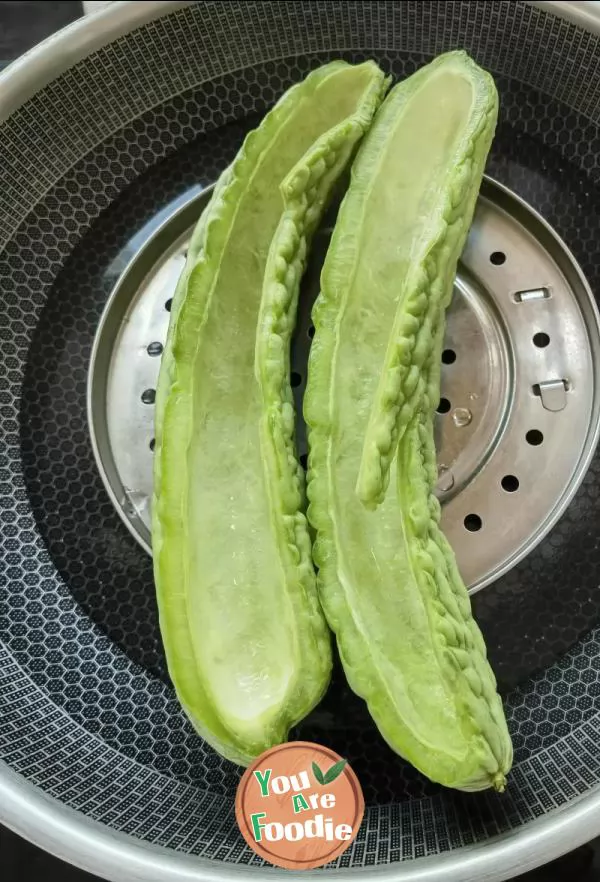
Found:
254,72 -> 389,715
305,51 -> 513,790
396,322 -> 513,791
153,60 -> 386,766
356,51 -> 499,509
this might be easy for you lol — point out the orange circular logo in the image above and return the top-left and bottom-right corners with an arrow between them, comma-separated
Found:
235,741 -> 364,870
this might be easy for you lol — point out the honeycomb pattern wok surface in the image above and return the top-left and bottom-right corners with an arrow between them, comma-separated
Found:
2,0 -> 600,867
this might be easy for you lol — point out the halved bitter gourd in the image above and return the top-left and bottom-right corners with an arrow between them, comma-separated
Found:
153,60 -> 387,765
396,320 -> 513,791
305,51 -> 513,790
355,50 -> 499,509
255,77 -> 391,606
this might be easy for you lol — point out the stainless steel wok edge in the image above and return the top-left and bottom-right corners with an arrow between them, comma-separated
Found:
2,2 -> 600,881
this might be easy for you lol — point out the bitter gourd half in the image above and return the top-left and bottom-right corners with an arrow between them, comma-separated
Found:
305,52 -> 513,790
355,51 -> 499,508
153,60 -> 386,765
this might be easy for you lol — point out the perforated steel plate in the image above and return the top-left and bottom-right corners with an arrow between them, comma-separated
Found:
88,178 -> 600,593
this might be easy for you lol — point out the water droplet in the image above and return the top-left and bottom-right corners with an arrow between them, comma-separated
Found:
453,407 -> 472,428
437,468 -> 455,492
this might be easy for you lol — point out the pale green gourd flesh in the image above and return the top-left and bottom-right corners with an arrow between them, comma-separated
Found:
305,51 -> 513,790
356,52 -> 500,509
153,60 -> 386,765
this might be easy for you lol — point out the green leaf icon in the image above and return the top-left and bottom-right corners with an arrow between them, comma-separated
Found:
323,759 -> 347,784
312,761 -> 325,785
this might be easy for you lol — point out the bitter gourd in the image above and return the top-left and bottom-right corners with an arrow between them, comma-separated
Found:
355,51 -> 499,508
396,322 -> 513,790
305,52 -> 513,790
153,60 -> 386,765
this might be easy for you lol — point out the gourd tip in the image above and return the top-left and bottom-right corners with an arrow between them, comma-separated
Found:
492,772 -> 507,793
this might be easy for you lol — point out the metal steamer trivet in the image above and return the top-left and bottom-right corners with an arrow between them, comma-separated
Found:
89,177 -> 600,594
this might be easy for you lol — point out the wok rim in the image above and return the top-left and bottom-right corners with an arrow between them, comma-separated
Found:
2,758 -> 600,881
0,2 -> 597,122
2,1 -> 600,879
